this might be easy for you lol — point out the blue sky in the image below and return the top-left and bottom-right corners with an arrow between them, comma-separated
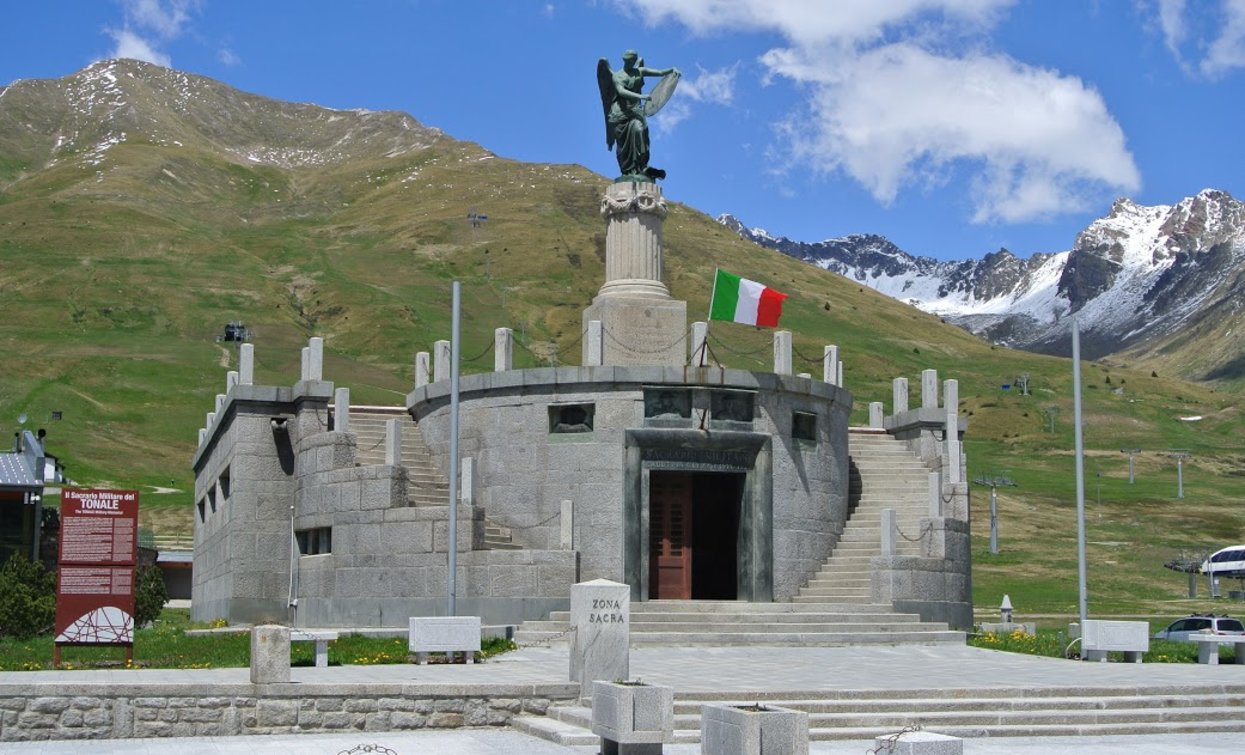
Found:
1,1 -> 1243,261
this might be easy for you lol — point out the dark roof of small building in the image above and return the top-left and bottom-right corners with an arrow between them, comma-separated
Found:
0,452 -> 38,488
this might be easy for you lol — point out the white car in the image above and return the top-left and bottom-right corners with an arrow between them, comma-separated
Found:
1153,614 -> 1245,641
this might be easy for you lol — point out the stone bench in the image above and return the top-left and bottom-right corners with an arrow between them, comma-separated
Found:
1081,619 -> 1149,662
290,630 -> 338,668
409,616 -> 480,665
1190,634 -> 1245,665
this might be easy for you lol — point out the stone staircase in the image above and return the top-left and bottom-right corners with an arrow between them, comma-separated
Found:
794,429 -> 932,605
513,428 -> 960,647
514,684 -> 1245,744
514,599 -> 961,647
348,406 -> 518,549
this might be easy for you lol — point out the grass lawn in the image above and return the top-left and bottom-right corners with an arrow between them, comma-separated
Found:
968,626 -> 1239,664
0,608 -> 516,671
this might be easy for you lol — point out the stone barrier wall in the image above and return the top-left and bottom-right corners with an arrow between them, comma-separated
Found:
0,682 -> 576,742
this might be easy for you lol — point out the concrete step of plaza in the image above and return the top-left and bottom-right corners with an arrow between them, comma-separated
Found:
514,600 -> 958,647
514,685 -> 1245,745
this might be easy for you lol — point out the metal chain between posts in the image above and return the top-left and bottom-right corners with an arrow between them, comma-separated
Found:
792,344 -> 825,368
601,323 -> 688,355
461,339 -> 496,365
896,521 -> 933,543
555,324 -> 589,359
337,744 -> 399,755
707,331 -> 768,365
519,623 -> 577,649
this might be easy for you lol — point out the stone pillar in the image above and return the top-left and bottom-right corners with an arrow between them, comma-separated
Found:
823,345 -> 839,386
880,508 -> 896,557
946,439 -> 963,484
837,361 -> 844,387
869,402 -> 884,428
773,330 -> 793,375
582,182 -> 687,366
434,340 -> 451,382
691,321 -> 708,367
307,337 -> 324,381
922,369 -> 939,410
495,327 -> 513,372
584,320 -> 604,367
215,394 -> 225,413
206,411 -> 216,429
250,625 -> 291,684
239,343 -> 255,385
560,499 -> 574,550
461,457 -> 475,507
198,428 -> 207,445
944,378 -> 960,445
415,351 -> 430,388
570,579 -> 630,694
333,388 -> 350,433
226,370 -> 239,392
929,471 -> 943,518
300,347 -> 310,381
385,418 -> 401,466
892,377 -> 909,415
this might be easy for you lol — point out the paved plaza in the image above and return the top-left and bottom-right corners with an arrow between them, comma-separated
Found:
4,644 -> 1245,753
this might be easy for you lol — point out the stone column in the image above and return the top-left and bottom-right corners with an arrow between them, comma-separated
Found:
944,378 -> 959,419
385,418 -> 402,466
880,508 -> 896,557
837,361 -> 844,387
869,402 -> 884,428
823,345 -> 839,386
922,369 -> 939,410
584,320 -> 604,367
239,343 -> 255,385
300,347 -> 310,381
892,377 -> 909,415
333,388 -> 350,433
570,579 -> 630,695
226,370 -> 239,392
929,471 -> 943,518
307,337 -> 324,381
415,351 -> 430,388
461,457 -> 475,507
250,625 -> 291,684
690,321 -> 708,367
434,340 -> 451,382
560,499 -> 574,550
582,182 -> 687,366
773,330 -> 793,375
215,394 -> 225,413
495,328 -> 513,372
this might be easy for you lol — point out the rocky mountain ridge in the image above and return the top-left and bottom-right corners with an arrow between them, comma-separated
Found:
721,189 -> 1245,380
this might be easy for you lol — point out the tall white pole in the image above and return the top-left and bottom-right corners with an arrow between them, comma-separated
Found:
1073,319 -> 1088,631
448,281 -> 461,616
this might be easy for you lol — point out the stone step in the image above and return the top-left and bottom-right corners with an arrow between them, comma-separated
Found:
520,688 -> 1245,745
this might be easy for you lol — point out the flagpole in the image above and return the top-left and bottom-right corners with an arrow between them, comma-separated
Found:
699,267 -> 721,366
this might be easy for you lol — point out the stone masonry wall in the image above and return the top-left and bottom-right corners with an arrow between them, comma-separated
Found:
0,683 -> 574,742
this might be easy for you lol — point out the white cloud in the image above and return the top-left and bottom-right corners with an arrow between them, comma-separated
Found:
612,0 -> 1140,225
1146,0 -> 1245,77
106,0 -> 199,67
1202,0 -> 1245,76
107,28 -> 171,67
218,47 -> 240,67
784,44 -> 1140,222
651,65 -> 737,134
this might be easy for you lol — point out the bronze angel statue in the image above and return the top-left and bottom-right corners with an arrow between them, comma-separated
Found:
597,51 -> 681,181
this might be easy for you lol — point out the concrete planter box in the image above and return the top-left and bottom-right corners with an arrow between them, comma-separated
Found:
700,702 -> 809,755
591,680 -> 674,754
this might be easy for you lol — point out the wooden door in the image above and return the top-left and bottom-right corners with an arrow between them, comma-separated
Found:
649,472 -> 693,599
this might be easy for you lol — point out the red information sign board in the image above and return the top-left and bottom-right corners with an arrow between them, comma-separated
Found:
55,488 -> 139,652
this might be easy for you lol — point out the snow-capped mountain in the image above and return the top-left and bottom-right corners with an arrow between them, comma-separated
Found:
721,189 -> 1245,379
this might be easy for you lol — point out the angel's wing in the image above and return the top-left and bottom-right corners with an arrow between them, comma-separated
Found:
596,58 -> 615,150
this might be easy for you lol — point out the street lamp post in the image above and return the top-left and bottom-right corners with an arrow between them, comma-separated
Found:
973,474 -> 1017,555
1120,448 -> 1141,484
1168,449 -> 1191,499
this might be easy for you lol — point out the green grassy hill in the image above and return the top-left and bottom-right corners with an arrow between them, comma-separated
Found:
2,60 -> 1242,618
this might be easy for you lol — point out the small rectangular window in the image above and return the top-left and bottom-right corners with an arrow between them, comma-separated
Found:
197,500 -> 206,523
296,527 -> 332,555
793,411 -> 817,441
645,389 -> 691,419
219,466 -> 231,499
549,403 -> 595,433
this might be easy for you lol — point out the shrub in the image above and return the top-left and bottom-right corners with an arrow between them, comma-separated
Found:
134,565 -> 168,628
0,553 -> 56,640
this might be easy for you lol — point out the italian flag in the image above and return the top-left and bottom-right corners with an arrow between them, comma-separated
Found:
709,269 -> 789,328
